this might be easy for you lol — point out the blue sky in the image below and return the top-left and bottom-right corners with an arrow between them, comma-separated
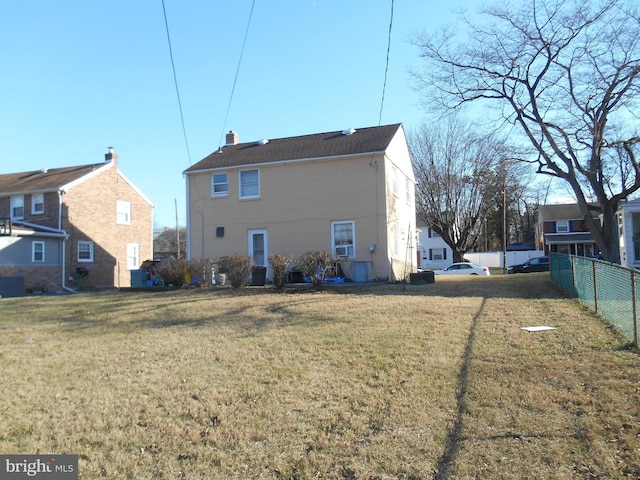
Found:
0,0 -> 472,228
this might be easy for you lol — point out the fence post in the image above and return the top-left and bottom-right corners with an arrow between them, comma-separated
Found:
592,260 -> 598,314
572,256 -> 577,298
632,271 -> 638,349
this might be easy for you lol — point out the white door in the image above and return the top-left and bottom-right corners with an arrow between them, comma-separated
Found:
248,229 -> 268,267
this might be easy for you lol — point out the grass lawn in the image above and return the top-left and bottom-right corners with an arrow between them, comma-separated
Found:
0,274 -> 638,479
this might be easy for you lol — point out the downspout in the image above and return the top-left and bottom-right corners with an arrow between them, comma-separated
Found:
61,233 -> 75,293
185,174 -> 191,261
58,189 -> 75,293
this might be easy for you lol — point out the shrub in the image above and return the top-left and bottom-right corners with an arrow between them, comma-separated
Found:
189,257 -> 216,287
296,251 -> 337,290
269,253 -> 293,290
218,255 -> 253,288
155,256 -> 186,287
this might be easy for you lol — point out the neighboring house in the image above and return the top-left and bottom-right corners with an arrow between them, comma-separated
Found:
183,124 -> 417,282
416,223 -> 453,270
0,149 -> 154,291
537,203 -> 600,257
616,198 -> 640,269
153,227 -> 186,259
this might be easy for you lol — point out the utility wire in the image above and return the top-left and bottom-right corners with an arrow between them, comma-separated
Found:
161,0 -> 192,164
379,0 -> 394,126
217,0 -> 257,149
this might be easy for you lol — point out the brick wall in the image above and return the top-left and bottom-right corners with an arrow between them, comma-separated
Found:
62,161 -> 153,289
0,265 -> 62,293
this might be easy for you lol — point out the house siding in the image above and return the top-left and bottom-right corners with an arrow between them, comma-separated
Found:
0,236 -> 63,292
189,152 -> 393,279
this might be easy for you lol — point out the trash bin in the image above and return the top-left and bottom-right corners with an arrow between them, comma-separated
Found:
410,271 -> 435,284
251,266 -> 267,286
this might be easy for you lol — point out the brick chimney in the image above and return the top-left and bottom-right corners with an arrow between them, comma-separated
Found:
105,147 -> 118,164
225,130 -> 238,146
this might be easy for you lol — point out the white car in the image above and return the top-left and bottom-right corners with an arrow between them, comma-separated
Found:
434,262 -> 490,276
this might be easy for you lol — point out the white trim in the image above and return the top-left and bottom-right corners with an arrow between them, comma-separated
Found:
248,229 -> 268,267
239,169 -> 260,199
78,240 -> 94,262
60,162 -> 112,193
31,193 -> 44,214
183,150 -> 388,175
32,240 -> 45,262
116,169 -> 155,207
331,220 -> 356,258
211,172 -> 229,197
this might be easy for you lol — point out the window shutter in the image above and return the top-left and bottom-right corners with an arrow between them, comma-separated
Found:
429,249 -> 433,260
444,249 -> 447,260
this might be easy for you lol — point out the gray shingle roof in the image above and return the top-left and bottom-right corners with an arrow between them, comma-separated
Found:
539,203 -> 600,221
184,123 -> 402,173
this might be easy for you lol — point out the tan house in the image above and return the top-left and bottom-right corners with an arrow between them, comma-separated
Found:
0,149 -> 154,291
183,124 -> 417,283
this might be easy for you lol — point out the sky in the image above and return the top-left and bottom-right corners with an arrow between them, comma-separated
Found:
1,0 -> 481,228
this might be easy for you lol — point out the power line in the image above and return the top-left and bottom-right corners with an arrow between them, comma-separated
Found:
217,0 -> 257,149
379,0 -> 394,126
161,0 -> 192,164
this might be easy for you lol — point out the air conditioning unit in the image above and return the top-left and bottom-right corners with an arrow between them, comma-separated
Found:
335,246 -> 349,257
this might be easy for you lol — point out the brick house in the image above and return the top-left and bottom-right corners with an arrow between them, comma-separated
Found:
0,149 -> 153,291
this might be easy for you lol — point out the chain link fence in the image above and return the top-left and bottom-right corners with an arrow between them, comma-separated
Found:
550,253 -> 638,348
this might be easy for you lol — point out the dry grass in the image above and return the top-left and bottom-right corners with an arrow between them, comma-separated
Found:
0,274 -> 638,479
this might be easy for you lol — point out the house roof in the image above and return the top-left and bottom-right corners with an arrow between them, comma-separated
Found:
538,203 -> 600,221
0,163 -> 108,195
184,123 -> 403,173
8,220 -> 67,238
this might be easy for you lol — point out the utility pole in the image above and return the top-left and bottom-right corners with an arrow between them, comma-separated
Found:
503,179 -> 507,274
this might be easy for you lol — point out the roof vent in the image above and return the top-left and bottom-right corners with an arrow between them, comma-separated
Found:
39,168 -> 48,174
256,138 -> 269,145
341,128 -> 356,136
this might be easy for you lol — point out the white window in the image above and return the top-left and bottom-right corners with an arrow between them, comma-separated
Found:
405,177 -> 412,205
332,221 -> 355,257
428,228 -> 441,238
430,248 -> 446,261
127,243 -> 139,270
240,169 -> 260,198
78,241 -> 94,262
32,241 -> 45,262
10,196 -> 24,220
556,220 -> 569,233
117,200 -> 131,225
31,193 -> 44,215
211,173 -> 229,196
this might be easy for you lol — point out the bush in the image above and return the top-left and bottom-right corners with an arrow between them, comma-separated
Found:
189,257 -> 216,287
155,256 -> 186,287
218,255 -> 253,288
296,251 -> 337,290
269,253 -> 293,290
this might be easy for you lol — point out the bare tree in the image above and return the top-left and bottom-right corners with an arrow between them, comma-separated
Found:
410,116 -> 519,261
412,0 -> 640,262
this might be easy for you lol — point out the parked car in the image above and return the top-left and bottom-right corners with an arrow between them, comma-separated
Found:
434,262 -> 490,276
507,256 -> 550,274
